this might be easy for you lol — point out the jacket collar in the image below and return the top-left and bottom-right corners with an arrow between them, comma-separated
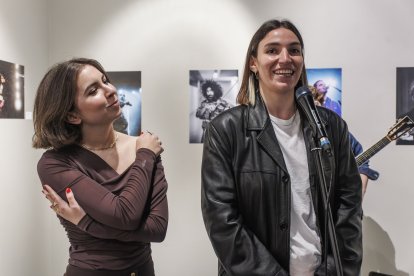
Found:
246,92 -> 268,130
246,90 -> 329,130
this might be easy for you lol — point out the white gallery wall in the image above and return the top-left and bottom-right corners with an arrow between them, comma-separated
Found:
0,0 -> 50,275
1,0 -> 414,275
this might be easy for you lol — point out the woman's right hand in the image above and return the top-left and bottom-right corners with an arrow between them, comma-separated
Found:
136,131 -> 163,156
42,185 -> 86,225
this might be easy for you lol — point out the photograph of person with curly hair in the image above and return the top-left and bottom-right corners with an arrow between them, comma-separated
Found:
189,70 -> 238,143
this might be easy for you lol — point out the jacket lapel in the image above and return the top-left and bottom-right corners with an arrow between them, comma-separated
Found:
246,93 -> 288,174
257,122 -> 288,174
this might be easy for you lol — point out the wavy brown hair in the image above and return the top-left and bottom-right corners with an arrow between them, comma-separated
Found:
32,58 -> 109,149
237,19 -> 308,105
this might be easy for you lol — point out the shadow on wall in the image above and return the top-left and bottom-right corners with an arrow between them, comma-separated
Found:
362,216 -> 409,276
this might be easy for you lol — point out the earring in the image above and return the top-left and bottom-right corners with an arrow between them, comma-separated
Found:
248,72 -> 256,105
250,68 -> 258,80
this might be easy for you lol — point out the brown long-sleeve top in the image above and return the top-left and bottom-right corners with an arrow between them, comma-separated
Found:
37,146 -> 168,270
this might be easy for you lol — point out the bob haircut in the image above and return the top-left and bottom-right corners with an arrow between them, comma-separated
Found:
32,58 -> 109,149
201,79 -> 223,101
237,19 -> 308,105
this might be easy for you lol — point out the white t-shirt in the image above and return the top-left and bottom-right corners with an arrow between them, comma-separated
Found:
269,111 -> 321,276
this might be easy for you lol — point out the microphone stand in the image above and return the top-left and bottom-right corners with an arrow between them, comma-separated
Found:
309,136 -> 343,276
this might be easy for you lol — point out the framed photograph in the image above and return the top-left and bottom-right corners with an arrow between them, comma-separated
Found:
107,71 -> 141,136
396,67 -> 414,145
189,70 -> 238,143
0,59 -> 24,119
307,68 -> 342,117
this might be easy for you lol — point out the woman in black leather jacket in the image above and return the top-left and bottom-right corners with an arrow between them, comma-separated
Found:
201,19 -> 362,276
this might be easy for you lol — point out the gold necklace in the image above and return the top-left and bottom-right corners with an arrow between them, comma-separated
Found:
81,133 -> 119,151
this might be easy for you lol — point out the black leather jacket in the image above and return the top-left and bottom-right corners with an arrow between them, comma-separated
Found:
201,94 -> 362,276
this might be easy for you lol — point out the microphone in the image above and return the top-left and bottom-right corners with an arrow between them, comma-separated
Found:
295,86 -> 331,152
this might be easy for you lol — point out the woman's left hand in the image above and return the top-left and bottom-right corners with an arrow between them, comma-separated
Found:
42,185 -> 86,225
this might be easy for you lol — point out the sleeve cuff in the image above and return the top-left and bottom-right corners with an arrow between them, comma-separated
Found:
136,148 -> 157,160
77,215 -> 93,231
359,167 -> 380,180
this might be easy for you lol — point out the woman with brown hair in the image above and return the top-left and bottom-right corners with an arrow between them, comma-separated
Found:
33,58 -> 168,276
201,19 -> 362,275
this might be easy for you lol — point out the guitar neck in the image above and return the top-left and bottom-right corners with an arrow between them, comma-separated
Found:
356,136 -> 391,167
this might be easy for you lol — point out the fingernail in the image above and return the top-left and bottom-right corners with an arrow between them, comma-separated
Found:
66,188 -> 71,193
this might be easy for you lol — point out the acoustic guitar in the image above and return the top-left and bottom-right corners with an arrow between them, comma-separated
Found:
356,110 -> 414,166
